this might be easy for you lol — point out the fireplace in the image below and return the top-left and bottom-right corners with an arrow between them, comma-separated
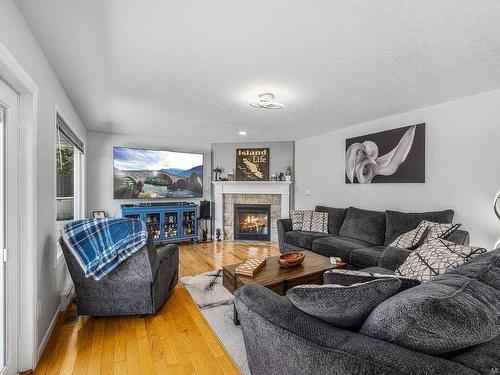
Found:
234,204 -> 271,241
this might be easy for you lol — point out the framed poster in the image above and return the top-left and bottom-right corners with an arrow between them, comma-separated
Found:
345,123 -> 425,183
236,148 -> 270,181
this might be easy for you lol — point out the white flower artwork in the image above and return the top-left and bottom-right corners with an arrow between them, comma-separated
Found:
345,124 -> 425,184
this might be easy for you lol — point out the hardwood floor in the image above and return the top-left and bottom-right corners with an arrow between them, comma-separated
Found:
33,241 -> 280,375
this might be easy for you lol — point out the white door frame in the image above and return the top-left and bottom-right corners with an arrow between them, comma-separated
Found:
0,42 -> 38,371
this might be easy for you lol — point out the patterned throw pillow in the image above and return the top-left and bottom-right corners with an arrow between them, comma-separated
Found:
395,238 -> 486,282
289,210 -> 305,230
421,220 -> 461,239
323,269 -> 421,292
389,224 -> 429,250
301,211 -> 328,233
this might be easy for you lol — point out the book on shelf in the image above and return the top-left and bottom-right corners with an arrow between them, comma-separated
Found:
235,257 -> 266,277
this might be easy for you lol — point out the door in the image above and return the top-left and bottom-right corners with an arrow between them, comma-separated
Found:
0,79 -> 19,375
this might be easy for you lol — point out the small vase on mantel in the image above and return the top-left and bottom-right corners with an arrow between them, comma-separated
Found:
285,166 -> 292,182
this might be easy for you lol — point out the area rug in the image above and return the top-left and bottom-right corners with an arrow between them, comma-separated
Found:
180,270 -> 250,375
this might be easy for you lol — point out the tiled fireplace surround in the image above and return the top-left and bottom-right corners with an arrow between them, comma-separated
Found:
212,181 -> 292,242
223,194 -> 281,241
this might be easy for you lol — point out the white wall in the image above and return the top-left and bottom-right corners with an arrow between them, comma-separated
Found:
295,89 -> 500,249
0,0 -> 87,357
87,131 -> 211,216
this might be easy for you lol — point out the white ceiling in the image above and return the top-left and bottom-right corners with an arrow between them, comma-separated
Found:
16,0 -> 500,145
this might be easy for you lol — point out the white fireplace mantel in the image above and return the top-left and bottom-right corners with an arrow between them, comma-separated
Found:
212,181 -> 292,240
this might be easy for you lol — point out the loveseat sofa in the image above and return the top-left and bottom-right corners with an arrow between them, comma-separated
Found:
277,206 -> 469,268
235,247 -> 500,375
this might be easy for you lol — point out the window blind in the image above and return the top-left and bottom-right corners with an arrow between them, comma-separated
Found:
56,113 -> 84,153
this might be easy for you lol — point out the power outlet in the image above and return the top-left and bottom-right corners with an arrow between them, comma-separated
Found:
36,300 -> 41,321
305,189 -> 312,196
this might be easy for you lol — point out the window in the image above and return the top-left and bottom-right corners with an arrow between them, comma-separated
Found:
55,113 -> 84,262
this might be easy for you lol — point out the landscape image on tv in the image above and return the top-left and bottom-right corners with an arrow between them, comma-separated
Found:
113,147 -> 203,199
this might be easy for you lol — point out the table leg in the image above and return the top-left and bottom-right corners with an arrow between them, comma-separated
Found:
232,274 -> 240,325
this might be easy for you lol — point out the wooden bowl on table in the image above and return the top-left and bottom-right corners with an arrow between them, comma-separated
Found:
278,252 -> 305,269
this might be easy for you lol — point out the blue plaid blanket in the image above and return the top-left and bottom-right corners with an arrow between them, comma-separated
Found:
62,218 -> 148,280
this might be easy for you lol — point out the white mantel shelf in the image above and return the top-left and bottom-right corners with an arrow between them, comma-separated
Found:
212,180 -> 292,241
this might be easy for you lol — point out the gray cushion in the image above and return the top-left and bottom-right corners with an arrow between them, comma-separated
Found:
360,274 -> 500,355
311,236 -> 374,261
451,334 -> 500,374
324,269 -> 420,292
384,209 -> 454,246
287,278 -> 401,328
350,246 -> 386,268
339,207 -> 386,245
315,206 -> 347,235
448,248 -> 500,290
284,231 -> 331,249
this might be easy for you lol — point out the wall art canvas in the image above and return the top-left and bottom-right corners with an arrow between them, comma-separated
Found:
236,148 -> 270,181
345,123 -> 425,184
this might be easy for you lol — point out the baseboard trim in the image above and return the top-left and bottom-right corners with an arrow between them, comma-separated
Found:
37,306 -> 60,361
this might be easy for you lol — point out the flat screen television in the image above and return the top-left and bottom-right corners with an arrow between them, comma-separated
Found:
113,146 -> 203,199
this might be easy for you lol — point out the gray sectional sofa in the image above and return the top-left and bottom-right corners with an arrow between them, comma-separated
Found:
278,206 -> 469,268
235,246 -> 500,375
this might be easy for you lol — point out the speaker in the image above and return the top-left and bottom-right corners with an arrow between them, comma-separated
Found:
199,200 -> 211,218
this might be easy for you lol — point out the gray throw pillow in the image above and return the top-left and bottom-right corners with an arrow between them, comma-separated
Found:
286,278 -> 401,328
323,269 -> 420,292
360,274 -> 500,355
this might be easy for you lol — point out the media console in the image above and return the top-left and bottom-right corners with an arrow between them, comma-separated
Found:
121,202 -> 198,244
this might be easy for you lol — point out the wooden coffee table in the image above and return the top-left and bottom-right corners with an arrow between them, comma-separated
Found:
223,250 -> 345,324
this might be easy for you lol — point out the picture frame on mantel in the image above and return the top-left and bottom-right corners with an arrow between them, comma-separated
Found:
235,148 -> 270,181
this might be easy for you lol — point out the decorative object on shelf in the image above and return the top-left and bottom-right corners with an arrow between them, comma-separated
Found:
278,173 -> 284,181
271,174 -> 278,181
235,257 -> 267,277
92,210 -> 106,219
213,166 -> 222,181
198,217 -> 214,242
236,148 -> 269,181
285,166 -> 292,182
494,190 -> 500,249
121,202 -> 198,244
249,93 -> 284,110
345,123 -> 425,184
228,169 -> 235,181
278,252 -> 305,269
216,228 -> 222,242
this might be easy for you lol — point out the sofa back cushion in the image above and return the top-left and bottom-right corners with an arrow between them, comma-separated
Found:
384,209 -> 454,246
448,248 -> 500,290
314,206 -> 347,235
339,207 -> 386,245
360,274 -> 500,355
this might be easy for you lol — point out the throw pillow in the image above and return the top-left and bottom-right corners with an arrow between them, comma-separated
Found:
389,224 -> 429,250
360,274 -> 500,355
301,211 -> 328,233
323,269 -> 421,292
395,238 -> 486,282
289,210 -> 305,230
421,220 -> 461,240
286,278 -> 401,328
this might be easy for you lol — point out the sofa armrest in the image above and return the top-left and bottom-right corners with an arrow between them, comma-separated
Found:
277,218 -> 292,253
378,246 -> 412,271
234,285 -> 472,375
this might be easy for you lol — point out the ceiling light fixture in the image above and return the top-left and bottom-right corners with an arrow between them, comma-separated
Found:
250,93 -> 284,110
239,130 -> 247,136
